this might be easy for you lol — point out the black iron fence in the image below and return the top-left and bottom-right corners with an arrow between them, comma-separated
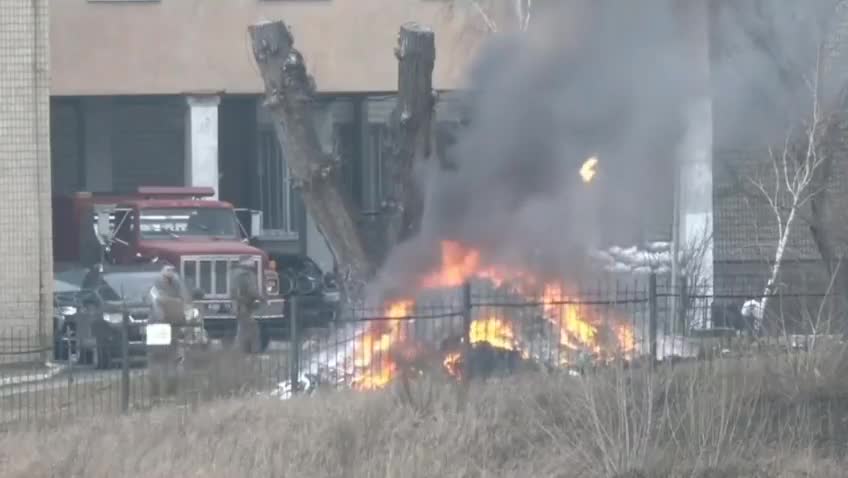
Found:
1,273 -> 845,427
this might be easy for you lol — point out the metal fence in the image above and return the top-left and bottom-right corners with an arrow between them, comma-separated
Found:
1,273 -> 844,428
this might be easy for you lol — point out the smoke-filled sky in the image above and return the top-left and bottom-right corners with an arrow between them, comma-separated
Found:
373,0 -> 846,297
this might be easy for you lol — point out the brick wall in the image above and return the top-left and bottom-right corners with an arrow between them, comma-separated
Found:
711,2 -> 848,266
0,0 -> 52,337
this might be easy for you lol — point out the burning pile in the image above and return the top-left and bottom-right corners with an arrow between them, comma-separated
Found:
345,240 -> 637,390
293,156 -> 637,391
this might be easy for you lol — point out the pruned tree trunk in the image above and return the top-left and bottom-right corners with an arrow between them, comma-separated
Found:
384,23 -> 437,248
249,21 -> 371,297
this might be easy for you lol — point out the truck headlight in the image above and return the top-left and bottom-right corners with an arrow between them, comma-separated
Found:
102,312 -> 123,324
184,307 -> 201,320
265,273 -> 280,295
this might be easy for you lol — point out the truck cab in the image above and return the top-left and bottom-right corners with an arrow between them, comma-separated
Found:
53,186 -> 287,346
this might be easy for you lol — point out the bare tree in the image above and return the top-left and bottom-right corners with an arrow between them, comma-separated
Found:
745,49 -> 828,333
384,24 -> 438,249
674,226 -> 714,332
713,0 -> 848,335
249,22 -> 372,298
249,21 -> 443,299
448,0 -> 534,34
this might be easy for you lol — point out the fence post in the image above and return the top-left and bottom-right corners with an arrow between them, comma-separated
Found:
648,272 -> 658,365
288,296 -> 300,395
120,309 -> 130,414
461,281 -> 472,379
677,275 -> 689,336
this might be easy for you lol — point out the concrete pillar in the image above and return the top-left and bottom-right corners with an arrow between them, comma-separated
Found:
82,97 -> 113,192
185,95 -> 221,198
675,1 -> 714,329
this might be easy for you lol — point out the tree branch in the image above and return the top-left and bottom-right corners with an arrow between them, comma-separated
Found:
249,21 -> 372,299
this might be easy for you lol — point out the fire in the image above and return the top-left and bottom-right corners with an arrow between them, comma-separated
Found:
580,156 -> 598,183
541,283 -> 636,363
349,240 -> 636,389
470,317 -> 518,351
443,352 -> 462,377
442,316 -> 520,378
421,241 -> 483,288
350,300 -> 412,390
420,240 -> 534,290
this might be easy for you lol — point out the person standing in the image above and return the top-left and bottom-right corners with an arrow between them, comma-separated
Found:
230,257 -> 264,354
148,264 -> 191,401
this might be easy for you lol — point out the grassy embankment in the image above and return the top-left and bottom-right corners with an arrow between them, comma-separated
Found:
2,344 -> 848,477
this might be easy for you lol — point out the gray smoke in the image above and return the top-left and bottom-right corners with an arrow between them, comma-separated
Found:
373,0 -> 845,297
710,0 -> 844,148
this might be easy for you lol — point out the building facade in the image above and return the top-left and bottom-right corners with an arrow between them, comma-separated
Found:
49,0 -> 472,278
14,1 -> 796,334
0,0 -> 52,334
710,1 -> 848,294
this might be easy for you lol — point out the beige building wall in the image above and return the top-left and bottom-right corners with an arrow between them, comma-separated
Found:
51,0 -> 476,95
0,0 -> 52,335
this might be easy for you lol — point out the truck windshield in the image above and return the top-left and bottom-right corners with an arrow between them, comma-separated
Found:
139,208 -> 239,239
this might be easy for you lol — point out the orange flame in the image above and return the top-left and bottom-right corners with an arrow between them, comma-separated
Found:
470,316 -> 518,351
443,351 -> 462,377
420,241 -> 481,288
351,300 -> 412,390
350,240 -> 636,388
541,283 -> 635,363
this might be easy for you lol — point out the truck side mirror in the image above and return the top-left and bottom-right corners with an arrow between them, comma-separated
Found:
249,210 -> 263,238
234,208 -> 263,239
95,211 -> 112,240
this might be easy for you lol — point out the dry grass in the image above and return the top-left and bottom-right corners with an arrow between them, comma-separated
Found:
3,344 -> 848,478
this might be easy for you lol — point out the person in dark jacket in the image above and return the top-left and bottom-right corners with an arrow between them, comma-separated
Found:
230,257 -> 264,353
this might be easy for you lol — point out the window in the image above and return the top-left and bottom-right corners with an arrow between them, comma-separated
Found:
368,123 -> 390,211
333,122 -> 363,209
258,129 -> 300,237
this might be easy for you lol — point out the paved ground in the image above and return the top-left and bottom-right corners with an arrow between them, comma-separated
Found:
0,339 -> 293,397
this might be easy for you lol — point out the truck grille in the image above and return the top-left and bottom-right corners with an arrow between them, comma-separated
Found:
181,255 -> 262,299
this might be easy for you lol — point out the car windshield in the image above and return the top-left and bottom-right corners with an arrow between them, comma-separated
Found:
99,272 -> 161,302
139,207 -> 239,239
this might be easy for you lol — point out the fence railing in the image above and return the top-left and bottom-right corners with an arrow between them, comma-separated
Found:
1,273 -> 844,428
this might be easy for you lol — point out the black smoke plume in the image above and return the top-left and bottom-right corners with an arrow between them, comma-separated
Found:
373,0 -> 844,298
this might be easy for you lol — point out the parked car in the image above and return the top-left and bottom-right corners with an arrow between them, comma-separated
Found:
271,253 -> 341,331
73,263 -> 201,369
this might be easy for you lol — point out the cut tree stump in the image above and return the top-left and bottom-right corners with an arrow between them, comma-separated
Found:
384,22 -> 438,248
249,21 -> 371,297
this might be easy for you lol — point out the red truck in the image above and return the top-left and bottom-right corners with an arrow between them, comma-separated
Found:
52,186 -> 286,348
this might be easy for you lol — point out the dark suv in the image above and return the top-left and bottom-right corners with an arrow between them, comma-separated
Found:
74,264 -> 186,368
271,253 -> 340,329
